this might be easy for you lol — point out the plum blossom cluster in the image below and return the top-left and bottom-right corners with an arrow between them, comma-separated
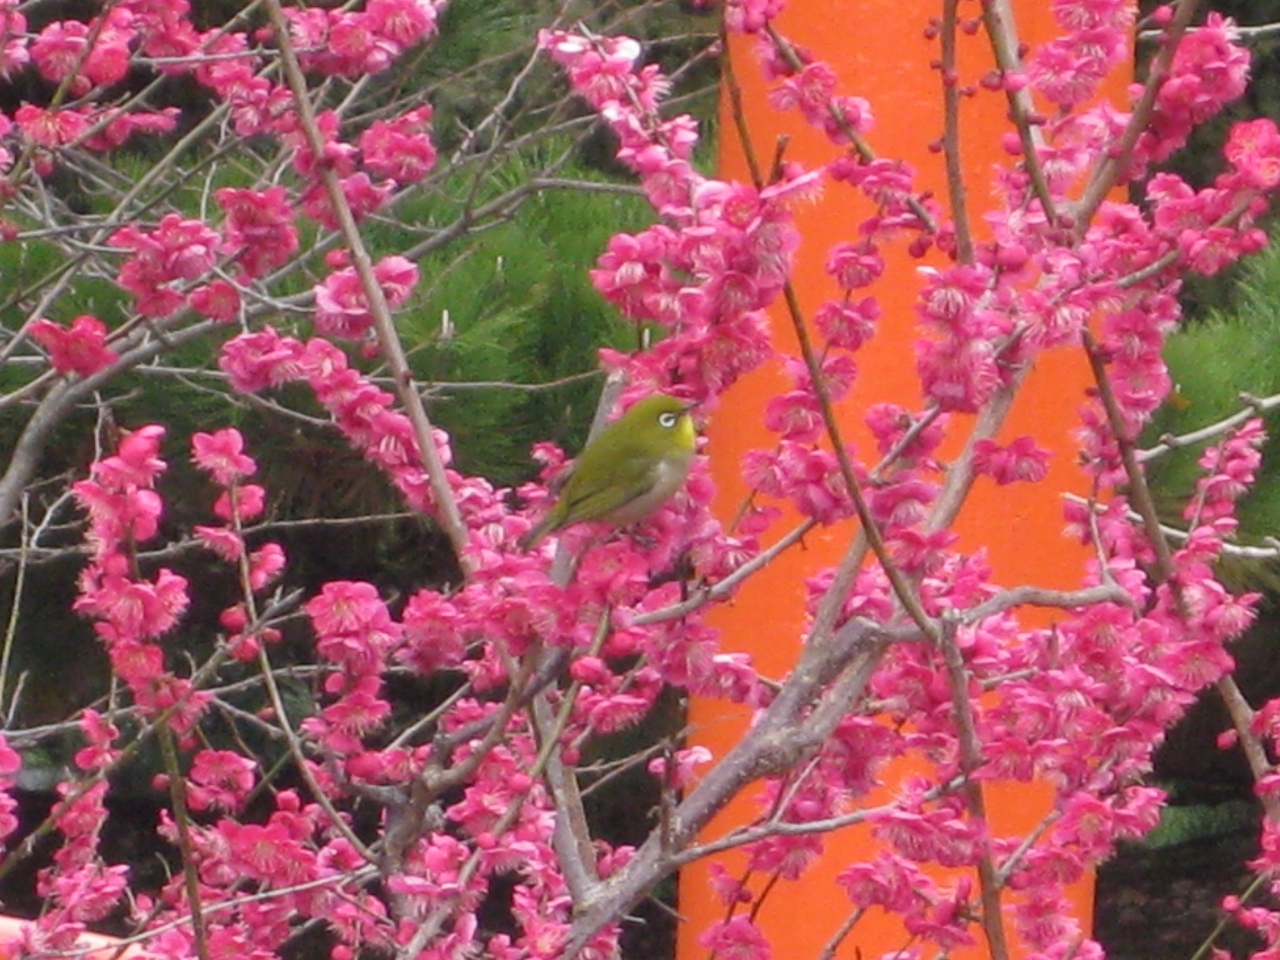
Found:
6,3 -> 1280,960
542,26 -> 851,546
60,428 -> 405,960
218,325 -> 454,517
1026,0 -> 1134,110
143,787 -> 393,960
10,0 -> 442,362
71,425 -> 204,728
631,4 -> 1275,960
314,254 -> 420,341
110,215 -> 221,319
60,423 -> 672,960
541,28 -> 817,409
28,315 -> 118,378
1135,12 -> 1250,169
63,426 -> 298,952
190,427 -> 287,659
277,0 -> 440,79
17,712 -> 128,956
2,0 -> 442,157
301,581 -> 400,759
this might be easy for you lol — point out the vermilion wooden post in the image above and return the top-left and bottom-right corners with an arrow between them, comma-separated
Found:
682,3 -> 1127,959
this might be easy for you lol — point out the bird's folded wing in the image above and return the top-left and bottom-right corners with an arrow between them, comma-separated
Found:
560,458 -> 657,521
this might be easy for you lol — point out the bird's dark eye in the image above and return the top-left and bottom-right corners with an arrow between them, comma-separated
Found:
658,411 -> 678,428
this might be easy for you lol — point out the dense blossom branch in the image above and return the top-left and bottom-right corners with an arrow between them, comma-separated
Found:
0,2 -> 1276,960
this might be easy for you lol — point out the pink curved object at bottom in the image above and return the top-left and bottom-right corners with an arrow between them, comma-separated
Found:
0,916 -> 140,959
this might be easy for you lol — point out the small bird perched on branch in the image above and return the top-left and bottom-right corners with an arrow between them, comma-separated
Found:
518,394 -> 697,550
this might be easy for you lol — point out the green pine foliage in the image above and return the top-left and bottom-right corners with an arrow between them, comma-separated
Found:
0,0 -> 720,619
396,161 -> 657,485
1145,242 -> 1280,587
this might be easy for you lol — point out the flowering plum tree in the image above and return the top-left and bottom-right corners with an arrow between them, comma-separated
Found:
0,1 -> 1278,960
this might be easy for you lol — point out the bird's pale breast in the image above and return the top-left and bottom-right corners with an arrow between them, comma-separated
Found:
601,451 -> 693,526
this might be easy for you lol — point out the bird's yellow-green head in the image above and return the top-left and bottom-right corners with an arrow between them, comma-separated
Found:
607,393 -> 697,462
518,393 -> 698,550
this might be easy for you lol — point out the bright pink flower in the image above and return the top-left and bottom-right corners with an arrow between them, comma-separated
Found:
1135,14 -> 1249,166
31,19 -> 91,89
360,106 -> 437,185
216,186 -> 299,279
76,566 -> 190,640
770,61 -> 836,121
82,107 -> 180,153
96,424 -> 168,489
917,335 -> 1001,413
814,296 -> 879,351
282,108 -> 357,178
29,17 -> 133,94
213,483 -> 265,523
0,738 -> 19,781
192,429 -> 257,486
864,402 -> 946,464
1027,34 -> 1113,108
0,5 -> 28,79
278,2 -> 435,78
194,524 -> 243,561
648,745 -> 712,789
73,710 -> 120,772
972,436 -> 1052,485
249,543 -> 286,590
300,173 -> 392,229
825,243 -> 884,290
73,484 -> 160,555
367,0 -> 440,48
312,674 -> 391,750
699,917 -> 771,960
867,477 -> 938,529
187,750 -> 257,813
764,390 -> 823,442
329,11 -> 399,75
722,0 -> 784,34
44,863 -> 129,924
1224,117 -> 1280,190
314,256 -> 419,340
29,316 -> 118,378
399,589 -> 469,674
1013,888 -> 1078,951
188,279 -> 241,322
307,581 -> 402,677
109,214 -> 220,316
218,327 -> 307,393
222,820 -> 313,885
15,104 -> 89,151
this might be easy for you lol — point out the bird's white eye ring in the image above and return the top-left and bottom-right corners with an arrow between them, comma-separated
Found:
658,411 -> 678,428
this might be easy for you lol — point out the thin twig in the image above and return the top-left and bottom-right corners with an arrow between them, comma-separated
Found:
264,0 -> 470,564
1073,0 -> 1204,235
1216,676 -> 1280,820
158,724 -> 210,960
979,0 -> 1058,225
940,0 -> 974,263
1140,391 -> 1280,463
937,617 -> 1012,960
1082,330 -> 1177,583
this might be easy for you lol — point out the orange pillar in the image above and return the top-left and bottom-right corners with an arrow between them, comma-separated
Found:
682,3 -> 1121,959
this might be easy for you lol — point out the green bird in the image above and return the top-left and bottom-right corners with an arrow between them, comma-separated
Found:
518,394 -> 698,550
